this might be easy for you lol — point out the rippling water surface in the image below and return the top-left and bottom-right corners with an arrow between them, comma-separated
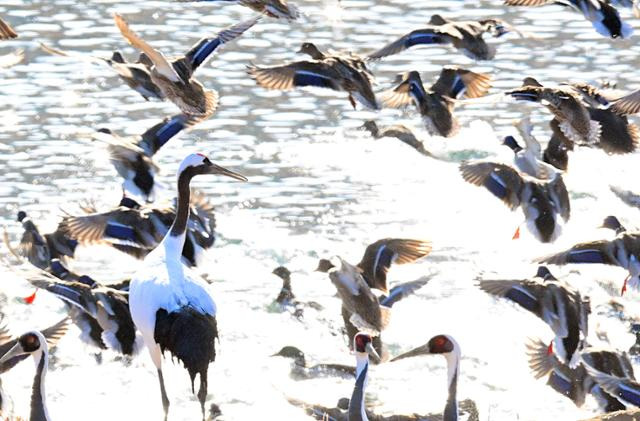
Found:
2,0 -> 640,420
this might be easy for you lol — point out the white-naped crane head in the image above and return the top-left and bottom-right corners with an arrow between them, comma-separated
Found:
391,334 -> 459,362
178,153 -> 248,181
0,331 -> 47,363
353,332 -> 381,363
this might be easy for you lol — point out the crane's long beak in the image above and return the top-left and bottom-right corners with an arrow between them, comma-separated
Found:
390,343 -> 430,362
208,163 -> 248,182
0,342 -> 26,364
365,342 -> 381,363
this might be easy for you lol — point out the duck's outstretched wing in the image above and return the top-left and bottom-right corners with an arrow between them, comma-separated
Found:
459,162 -> 524,209
368,27 -> 456,60
549,174 -> 571,222
139,113 -> 207,157
380,72 -> 422,108
611,89 -> 640,116
114,13 -> 181,82
182,16 -> 260,73
478,278 -> 545,314
431,67 -> 492,99
0,17 -> 18,40
379,277 -> 430,307
357,239 -> 431,293
537,240 -> 616,265
247,61 -> 340,91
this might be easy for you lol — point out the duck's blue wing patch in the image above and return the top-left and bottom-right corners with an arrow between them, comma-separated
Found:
566,249 -> 606,264
548,370 -> 572,394
405,31 -> 444,48
105,222 -> 137,242
293,70 -> 335,89
505,284 -> 539,312
484,172 -> 509,200
188,38 -> 223,70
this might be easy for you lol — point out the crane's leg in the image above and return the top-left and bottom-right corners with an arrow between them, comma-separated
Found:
158,368 -> 170,421
197,376 -> 208,421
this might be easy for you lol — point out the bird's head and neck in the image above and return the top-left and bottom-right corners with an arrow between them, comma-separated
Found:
391,334 -> 461,421
361,120 -> 379,137
503,135 -> 523,154
348,333 -> 380,421
297,42 -> 324,60
0,331 -> 51,421
164,154 -> 246,257
315,259 -> 335,273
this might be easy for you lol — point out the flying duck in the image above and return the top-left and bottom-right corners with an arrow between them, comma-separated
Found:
459,161 -> 570,242
271,345 -> 356,380
361,120 -> 434,158
114,14 -> 259,116
247,42 -> 379,110
526,338 -> 628,412
128,153 -> 246,420
390,334 -> 480,421
0,17 -> 17,40
93,112 -> 209,202
582,348 -> 639,410
507,78 -> 602,145
177,0 -> 300,20
381,67 -> 492,138
40,43 -> 165,101
611,186 -> 640,210
4,211 -> 77,270
59,191 -> 216,267
0,49 -> 23,69
538,227 -> 640,294
21,266 -> 141,356
544,118 -> 573,171
479,266 -> 589,366
503,118 -> 558,179
369,14 -> 510,61
504,0 -> 633,39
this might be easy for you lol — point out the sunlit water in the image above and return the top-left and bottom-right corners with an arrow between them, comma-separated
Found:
1,0 -> 640,420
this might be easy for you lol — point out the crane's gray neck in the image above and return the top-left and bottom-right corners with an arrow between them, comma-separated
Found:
443,351 -> 460,421
31,349 -> 50,421
348,360 -> 369,421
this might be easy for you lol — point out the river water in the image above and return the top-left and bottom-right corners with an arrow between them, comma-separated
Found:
1,0 -> 640,420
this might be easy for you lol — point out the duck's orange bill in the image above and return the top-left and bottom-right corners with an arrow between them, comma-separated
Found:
23,290 -> 37,304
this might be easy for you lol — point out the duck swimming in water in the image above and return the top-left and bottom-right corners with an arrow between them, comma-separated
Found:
369,14 -> 510,61
460,160 -> 570,242
271,345 -> 356,380
248,42 -> 378,110
381,67 -> 492,138
504,0 -> 633,39
114,14 -> 259,116
479,266 -> 589,366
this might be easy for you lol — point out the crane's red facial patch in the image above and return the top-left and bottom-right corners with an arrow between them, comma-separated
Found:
429,335 -> 453,353
354,334 -> 372,353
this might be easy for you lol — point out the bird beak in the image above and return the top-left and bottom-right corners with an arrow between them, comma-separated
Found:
390,343 -> 430,362
365,342 -> 381,363
0,343 -> 26,365
207,163 -> 248,182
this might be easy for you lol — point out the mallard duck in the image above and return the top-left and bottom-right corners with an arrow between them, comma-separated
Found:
248,42 -> 379,110
538,227 -> 640,294
381,67 -> 492,138
369,14 -> 510,61
0,17 -> 17,40
177,0 -> 300,20
4,211 -> 77,270
582,348 -> 639,409
361,120 -> 434,158
114,14 -> 259,116
93,112 -> 208,202
503,117 -> 558,179
504,0 -> 633,39
460,161 -> 570,242
271,345 -> 356,380
40,43 -> 165,101
611,186 -> 640,210
507,78 -> 602,145
59,192 -> 216,267
479,266 -> 589,366
21,266 -> 141,356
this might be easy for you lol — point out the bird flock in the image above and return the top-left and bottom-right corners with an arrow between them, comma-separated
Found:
2,0 -> 640,420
